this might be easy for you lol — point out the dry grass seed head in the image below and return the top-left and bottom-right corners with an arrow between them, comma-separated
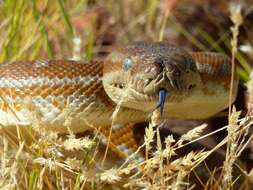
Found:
144,123 -> 155,154
177,124 -> 207,146
63,136 -> 94,151
163,135 -> 176,158
99,168 -> 121,184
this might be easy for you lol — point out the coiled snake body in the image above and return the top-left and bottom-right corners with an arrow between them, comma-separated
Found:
0,42 -> 238,158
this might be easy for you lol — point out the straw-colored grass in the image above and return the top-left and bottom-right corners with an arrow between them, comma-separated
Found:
0,1 -> 253,189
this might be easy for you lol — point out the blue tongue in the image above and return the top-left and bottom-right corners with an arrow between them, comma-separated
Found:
156,89 -> 167,117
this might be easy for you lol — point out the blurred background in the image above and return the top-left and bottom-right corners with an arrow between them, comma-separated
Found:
1,1 -> 253,189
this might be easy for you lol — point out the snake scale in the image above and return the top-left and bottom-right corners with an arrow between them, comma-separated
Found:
0,42 -> 238,158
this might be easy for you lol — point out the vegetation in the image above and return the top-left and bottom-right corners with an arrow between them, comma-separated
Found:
0,0 -> 253,189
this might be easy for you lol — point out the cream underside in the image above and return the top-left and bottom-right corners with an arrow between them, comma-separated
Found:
0,71 -> 238,133
164,85 -> 235,119
0,96 -> 112,133
0,83 -> 237,134
0,95 -> 148,133
144,81 -> 238,119
104,76 -> 238,120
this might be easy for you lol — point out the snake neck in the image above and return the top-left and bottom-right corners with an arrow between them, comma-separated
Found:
0,50 -> 239,132
0,60 -> 149,133
174,52 -> 239,119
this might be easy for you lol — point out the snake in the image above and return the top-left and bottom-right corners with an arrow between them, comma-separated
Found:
0,41 -> 238,158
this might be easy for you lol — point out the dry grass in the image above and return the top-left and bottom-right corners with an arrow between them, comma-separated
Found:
0,0 -> 253,189
1,108 -> 252,189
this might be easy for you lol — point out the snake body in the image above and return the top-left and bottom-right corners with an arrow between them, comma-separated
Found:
0,42 -> 238,157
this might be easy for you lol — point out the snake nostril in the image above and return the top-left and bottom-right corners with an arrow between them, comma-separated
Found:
113,83 -> 125,89
119,84 -> 124,89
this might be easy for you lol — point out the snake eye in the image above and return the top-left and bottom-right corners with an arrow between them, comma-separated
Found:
122,58 -> 134,71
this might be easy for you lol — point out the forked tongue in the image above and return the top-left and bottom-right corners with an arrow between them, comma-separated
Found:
155,88 -> 167,117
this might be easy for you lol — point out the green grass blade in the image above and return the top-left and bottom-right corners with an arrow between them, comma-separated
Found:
28,171 -> 39,190
0,0 -> 24,61
57,0 -> 74,38
32,0 -> 53,59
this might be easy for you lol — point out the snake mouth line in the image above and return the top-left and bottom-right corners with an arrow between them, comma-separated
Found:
109,80 -> 156,101
107,76 -> 170,114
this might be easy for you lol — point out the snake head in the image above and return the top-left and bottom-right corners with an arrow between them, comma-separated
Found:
103,42 -> 201,114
